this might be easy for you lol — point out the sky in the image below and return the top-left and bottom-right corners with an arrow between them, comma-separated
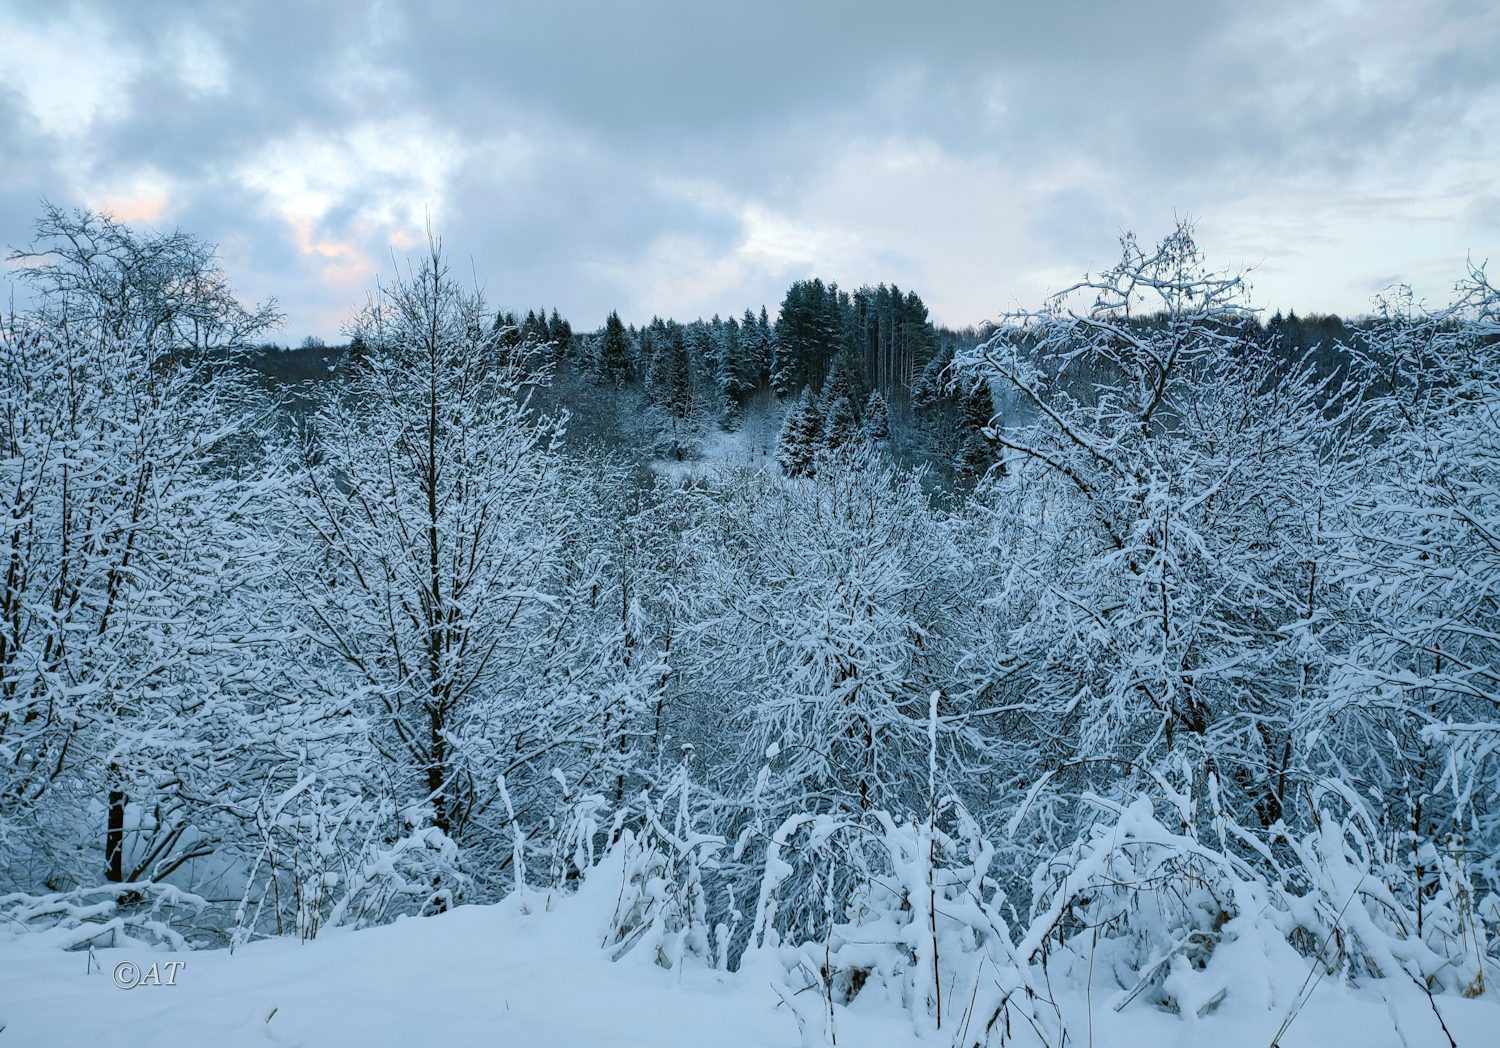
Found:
0,0 -> 1496,342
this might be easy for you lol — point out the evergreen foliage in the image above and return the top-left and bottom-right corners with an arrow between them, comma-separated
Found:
598,309 -> 634,385
647,321 -> 692,420
775,389 -> 824,476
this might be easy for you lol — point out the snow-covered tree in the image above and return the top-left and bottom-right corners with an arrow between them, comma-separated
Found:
1320,266 -> 1500,913
954,221 -> 1355,835
672,447 -> 958,819
861,390 -> 891,445
775,389 -> 823,477
284,234 -> 576,855
0,205 -> 286,891
821,394 -> 857,450
597,310 -> 634,385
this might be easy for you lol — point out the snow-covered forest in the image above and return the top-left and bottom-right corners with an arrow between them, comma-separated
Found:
0,202 -> 1497,1047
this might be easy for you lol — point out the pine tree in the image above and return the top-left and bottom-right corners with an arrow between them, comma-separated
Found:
953,380 -> 998,482
648,322 -> 692,420
776,389 -> 825,477
493,309 -> 523,352
911,345 -> 952,410
686,321 -> 718,405
739,308 -> 766,392
862,390 -> 891,444
637,319 -> 659,380
549,307 -> 573,360
772,279 -> 845,397
755,306 -> 774,389
598,310 -> 634,385
846,283 -> 939,395
820,356 -> 862,414
715,316 -> 746,401
823,394 -> 857,449
347,331 -> 371,371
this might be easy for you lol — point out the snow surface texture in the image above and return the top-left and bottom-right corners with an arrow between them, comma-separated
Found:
3,864 -> 1495,1048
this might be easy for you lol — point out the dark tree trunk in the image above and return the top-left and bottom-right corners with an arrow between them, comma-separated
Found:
105,765 -> 126,882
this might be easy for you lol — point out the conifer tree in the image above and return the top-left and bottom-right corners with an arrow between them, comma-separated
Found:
861,390 -> 891,444
715,315 -> 746,402
953,380 -> 998,482
686,321 -> 718,404
739,308 -> 765,392
772,279 -> 845,396
347,331 -> 371,371
637,318 -> 659,379
549,307 -> 573,359
819,356 -> 861,414
755,306 -> 774,389
648,322 -> 692,420
776,389 -> 824,477
823,394 -> 857,449
598,310 -> 634,385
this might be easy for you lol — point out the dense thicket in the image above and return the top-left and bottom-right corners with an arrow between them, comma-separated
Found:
2,210 -> 1494,1043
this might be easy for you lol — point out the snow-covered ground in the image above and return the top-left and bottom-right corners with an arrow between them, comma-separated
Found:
3,867 -> 1497,1048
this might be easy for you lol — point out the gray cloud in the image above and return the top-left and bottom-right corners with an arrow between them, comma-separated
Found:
1,0 -> 1496,339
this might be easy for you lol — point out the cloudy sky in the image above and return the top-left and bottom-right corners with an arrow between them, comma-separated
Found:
1,0 -> 1496,341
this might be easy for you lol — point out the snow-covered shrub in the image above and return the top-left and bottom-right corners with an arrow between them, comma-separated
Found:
232,774 -> 467,945
1015,794 -> 1297,1021
1298,264 -> 1500,996
746,800 -> 1062,1046
1283,804 -> 1497,999
600,759 -> 726,971
666,446 -> 965,845
320,823 -> 466,930
0,882 -> 209,951
546,787 -> 609,895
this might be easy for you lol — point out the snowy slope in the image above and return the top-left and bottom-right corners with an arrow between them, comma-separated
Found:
3,872 -> 1497,1048
0,866 -> 917,1048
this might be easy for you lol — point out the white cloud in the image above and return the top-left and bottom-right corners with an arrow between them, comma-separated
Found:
0,0 -> 1495,335
170,25 -> 230,97
0,7 -> 142,140
592,178 -> 869,320
237,117 -> 481,230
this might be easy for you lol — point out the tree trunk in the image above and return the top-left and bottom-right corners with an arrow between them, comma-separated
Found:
105,765 -> 126,882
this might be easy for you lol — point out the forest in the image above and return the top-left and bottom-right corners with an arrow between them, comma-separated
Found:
1,203 -> 1496,1046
